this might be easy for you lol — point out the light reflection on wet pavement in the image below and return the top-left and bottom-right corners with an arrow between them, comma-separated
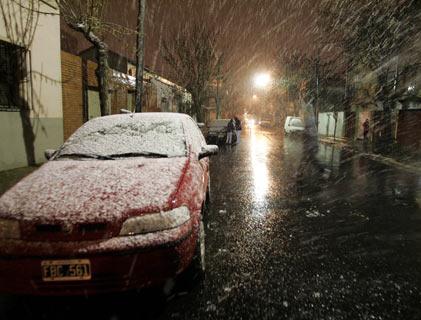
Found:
2,128 -> 421,320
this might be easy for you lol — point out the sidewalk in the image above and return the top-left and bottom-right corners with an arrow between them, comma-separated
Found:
0,166 -> 39,196
319,136 -> 421,174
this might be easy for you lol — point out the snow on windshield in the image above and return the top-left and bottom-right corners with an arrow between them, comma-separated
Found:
59,113 -> 187,158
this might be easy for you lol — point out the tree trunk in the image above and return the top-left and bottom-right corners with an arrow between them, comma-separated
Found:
95,43 -> 109,116
68,23 -> 110,117
215,84 -> 221,119
135,0 -> 146,113
195,101 -> 204,122
191,92 -> 204,122
333,111 -> 338,141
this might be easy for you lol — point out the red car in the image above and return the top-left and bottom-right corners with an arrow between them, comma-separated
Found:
0,113 -> 218,295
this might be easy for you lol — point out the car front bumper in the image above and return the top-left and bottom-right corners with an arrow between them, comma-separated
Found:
0,222 -> 197,295
207,132 -> 226,142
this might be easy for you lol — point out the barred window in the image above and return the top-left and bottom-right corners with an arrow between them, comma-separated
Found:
0,40 -> 27,111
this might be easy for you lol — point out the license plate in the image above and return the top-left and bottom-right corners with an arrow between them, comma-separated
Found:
41,259 -> 91,281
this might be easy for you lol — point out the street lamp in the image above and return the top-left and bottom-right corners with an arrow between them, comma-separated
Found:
253,72 -> 272,89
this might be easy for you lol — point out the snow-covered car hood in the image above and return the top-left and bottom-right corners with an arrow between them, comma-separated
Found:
0,157 -> 188,224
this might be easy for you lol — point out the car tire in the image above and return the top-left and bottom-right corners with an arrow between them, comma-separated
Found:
175,219 -> 205,291
184,219 -> 205,280
193,220 -> 206,273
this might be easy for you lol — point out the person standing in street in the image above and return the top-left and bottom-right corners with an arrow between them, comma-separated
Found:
226,118 -> 235,145
234,116 -> 242,144
363,119 -> 370,140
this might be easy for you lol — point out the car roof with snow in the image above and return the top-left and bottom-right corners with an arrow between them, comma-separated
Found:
59,113 -> 197,158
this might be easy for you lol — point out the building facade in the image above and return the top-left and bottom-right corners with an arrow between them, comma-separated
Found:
0,1 -> 63,171
61,48 -> 191,140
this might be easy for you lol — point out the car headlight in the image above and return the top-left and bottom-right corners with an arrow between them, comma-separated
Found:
0,219 -> 20,239
119,206 -> 190,236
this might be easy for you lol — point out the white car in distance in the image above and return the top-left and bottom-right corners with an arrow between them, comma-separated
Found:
284,116 -> 305,134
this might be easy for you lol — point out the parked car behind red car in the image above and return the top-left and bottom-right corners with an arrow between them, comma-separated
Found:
0,113 -> 218,295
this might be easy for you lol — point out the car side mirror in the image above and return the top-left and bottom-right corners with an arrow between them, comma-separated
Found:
44,149 -> 57,160
199,145 -> 219,160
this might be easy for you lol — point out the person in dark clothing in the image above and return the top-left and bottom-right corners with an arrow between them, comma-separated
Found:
363,119 -> 370,140
226,118 -> 236,144
234,116 -> 242,144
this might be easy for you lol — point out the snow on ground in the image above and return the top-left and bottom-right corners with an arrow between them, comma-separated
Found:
305,210 -> 325,218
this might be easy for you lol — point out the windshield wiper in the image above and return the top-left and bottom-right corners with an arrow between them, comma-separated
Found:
108,152 -> 169,158
56,153 -> 115,160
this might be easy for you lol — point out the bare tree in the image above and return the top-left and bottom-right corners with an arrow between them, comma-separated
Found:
56,0 -> 134,116
56,0 -> 110,116
163,24 -> 223,122
318,0 -> 421,148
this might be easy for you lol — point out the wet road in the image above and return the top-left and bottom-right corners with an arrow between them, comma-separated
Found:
2,127 -> 421,319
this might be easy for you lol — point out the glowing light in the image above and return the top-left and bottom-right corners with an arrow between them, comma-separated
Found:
253,73 -> 272,89
250,129 -> 270,203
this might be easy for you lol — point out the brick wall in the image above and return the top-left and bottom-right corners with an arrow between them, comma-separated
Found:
61,51 -> 83,140
397,110 -> 421,152
61,50 -> 171,142
87,60 -> 98,87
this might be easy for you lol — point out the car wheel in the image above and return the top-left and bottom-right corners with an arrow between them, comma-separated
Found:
185,219 -> 205,278
194,220 -> 206,272
175,219 -> 205,291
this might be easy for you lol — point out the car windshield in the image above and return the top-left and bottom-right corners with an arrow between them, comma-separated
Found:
57,115 -> 187,159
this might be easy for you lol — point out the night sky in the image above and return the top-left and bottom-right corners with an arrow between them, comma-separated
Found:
63,0 -> 318,88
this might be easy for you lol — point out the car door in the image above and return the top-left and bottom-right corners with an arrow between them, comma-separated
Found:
185,118 -> 210,199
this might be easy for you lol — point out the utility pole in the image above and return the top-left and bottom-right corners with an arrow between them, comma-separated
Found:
216,79 -> 221,119
314,57 -> 320,128
135,0 -> 146,112
215,62 -> 221,119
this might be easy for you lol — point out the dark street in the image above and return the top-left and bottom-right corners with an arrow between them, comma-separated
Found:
2,127 -> 421,320
1,0 -> 421,318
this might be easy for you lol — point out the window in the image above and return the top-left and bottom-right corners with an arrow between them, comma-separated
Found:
185,119 -> 205,154
0,40 -> 26,111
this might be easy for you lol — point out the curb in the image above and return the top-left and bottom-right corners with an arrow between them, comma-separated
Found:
319,138 -> 421,174
360,153 -> 421,175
